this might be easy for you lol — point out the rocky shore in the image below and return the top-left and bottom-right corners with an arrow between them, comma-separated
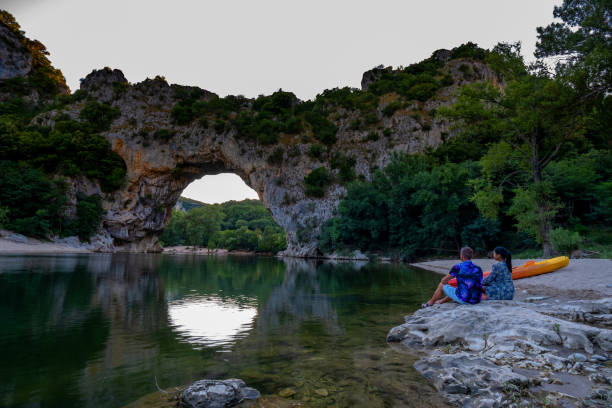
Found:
388,259 -> 612,407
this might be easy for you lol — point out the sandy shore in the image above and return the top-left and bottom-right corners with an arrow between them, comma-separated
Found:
411,258 -> 612,300
0,237 -> 91,254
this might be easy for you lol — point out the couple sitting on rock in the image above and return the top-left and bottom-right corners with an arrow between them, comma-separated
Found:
422,246 -> 514,308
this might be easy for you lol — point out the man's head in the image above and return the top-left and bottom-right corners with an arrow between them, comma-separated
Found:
460,246 -> 473,261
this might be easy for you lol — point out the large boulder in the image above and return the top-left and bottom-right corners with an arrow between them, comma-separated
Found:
388,300 -> 612,406
180,379 -> 260,408
387,300 -> 611,352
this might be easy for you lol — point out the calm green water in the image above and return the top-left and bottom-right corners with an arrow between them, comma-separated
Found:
0,254 -> 448,408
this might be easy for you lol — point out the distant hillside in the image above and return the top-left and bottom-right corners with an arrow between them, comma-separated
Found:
175,196 -> 206,212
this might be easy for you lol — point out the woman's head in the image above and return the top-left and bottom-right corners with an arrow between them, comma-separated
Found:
493,246 -> 512,270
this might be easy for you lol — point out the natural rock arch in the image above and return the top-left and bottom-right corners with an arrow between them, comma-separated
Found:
44,57 -> 498,257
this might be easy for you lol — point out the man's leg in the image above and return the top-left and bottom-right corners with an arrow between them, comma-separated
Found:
435,296 -> 452,304
425,282 -> 446,306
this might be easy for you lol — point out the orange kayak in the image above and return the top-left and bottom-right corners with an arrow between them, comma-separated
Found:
448,256 -> 570,287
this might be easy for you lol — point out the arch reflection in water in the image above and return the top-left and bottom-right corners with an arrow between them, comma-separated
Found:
168,295 -> 257,350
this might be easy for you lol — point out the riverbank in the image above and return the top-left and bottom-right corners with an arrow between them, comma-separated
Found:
390,258 -> 612,407
411,258 -> 612,300
0,235 -> 90,253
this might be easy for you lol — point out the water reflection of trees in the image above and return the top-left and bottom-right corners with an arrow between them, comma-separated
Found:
258,258 -> 341,334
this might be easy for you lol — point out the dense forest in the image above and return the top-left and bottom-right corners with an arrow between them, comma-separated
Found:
160,199 -> 287,253
320,0 -> 612,259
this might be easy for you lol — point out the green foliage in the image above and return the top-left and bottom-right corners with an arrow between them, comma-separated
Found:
170,88 -> 245,125
507,184 -> 561,244
304,167 -> 331,197
0,206 -> 8,228
75,193 -> 103,241
484,42 -> 527,80
0,56 -> 126,240
304,111 -> 337,145
267,146 -> 284,165
449,42 -> 487,60
153,128 -> 176,141
366,43 -> 490,102
551,227 -> 583,255
0,161 -> 65,237
330,153 -> 356,183
320,155 -> 489,259
439,68 -> 583,255
535,0 -> 611,98
382,101 -> 402,117
312,87 -> 378,112
308,144 -> 325,159
1,117 -> 127,192
257,226 -> 287,252
183,206 -> 224,246
365,131 -> 379,142
160,199 -> 286,253
79,102 -> 120,131
593,181 -> 612,224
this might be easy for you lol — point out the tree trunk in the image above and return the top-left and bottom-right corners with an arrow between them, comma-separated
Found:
539,206 -> 554,258
531,135 -> 554,258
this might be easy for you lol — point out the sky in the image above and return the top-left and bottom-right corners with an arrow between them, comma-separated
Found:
4,0 -> 562,203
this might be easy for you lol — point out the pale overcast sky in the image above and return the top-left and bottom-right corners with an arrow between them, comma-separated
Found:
4,0 -> 561,203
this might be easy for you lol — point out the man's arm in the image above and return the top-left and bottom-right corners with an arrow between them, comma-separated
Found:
440,274 -> 452,284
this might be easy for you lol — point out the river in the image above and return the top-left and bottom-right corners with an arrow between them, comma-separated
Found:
0,254 -> 449,407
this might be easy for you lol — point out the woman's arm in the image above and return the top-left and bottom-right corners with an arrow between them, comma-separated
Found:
482,263 -> 498,286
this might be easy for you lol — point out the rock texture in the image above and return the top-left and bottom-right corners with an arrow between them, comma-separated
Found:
0,22 -> 32,80
180,379 -> 260,408
34,57 -> 500,255
388,300 -> 612,407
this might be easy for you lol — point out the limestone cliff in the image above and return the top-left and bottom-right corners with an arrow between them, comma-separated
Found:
54,60 -> 497,256
0,10 -> 68,95
1,12 -> 502,256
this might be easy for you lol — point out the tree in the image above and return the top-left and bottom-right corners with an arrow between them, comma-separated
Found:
440,74 -> 584,256
535,0 -> 612,99
183,206 -> 223,246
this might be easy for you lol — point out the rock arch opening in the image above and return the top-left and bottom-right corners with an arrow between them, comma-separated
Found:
181,173 -> 259,205
159,173 -> 287,253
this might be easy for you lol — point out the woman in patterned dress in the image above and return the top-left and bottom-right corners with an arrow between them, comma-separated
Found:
482,246 -> 514,300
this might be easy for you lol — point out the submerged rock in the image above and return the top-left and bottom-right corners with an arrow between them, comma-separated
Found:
180,378 -> 260,408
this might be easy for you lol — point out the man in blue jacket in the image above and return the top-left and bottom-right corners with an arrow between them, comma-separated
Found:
422,247 -> 483,307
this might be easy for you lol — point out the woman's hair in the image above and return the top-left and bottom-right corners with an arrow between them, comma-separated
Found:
494,246 -> 512,271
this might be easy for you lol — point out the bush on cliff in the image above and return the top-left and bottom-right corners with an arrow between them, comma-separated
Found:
304,167 -> 331,198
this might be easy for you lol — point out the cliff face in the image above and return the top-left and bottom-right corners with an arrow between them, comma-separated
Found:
38,58 -> 497,256
1,11 -> 501,256
0,23 -> 32,80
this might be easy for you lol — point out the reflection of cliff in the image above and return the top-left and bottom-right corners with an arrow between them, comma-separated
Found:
76,254 -> 174,408
88,254 -> 167,332
257,258 -> 341,334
